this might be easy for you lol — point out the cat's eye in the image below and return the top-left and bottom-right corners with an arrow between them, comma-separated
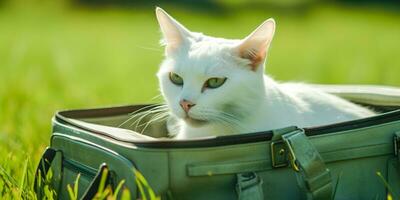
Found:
169,72 -> 184,85
205,77 -> 227,89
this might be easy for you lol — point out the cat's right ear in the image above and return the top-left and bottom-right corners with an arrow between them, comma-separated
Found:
235,19 -> 275,72
156,7 -> 192,56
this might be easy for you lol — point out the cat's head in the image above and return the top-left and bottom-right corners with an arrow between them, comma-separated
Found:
156,7 -> 275,130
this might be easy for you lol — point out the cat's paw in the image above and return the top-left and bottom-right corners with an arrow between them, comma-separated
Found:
166,115 -> 180,138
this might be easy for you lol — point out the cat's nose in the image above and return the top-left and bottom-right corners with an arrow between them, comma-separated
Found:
180,99 -> 195,113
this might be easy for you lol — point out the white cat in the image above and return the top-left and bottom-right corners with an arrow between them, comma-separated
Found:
155,7 -> 374,139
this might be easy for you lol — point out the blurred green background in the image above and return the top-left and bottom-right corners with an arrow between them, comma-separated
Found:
0,0 -> 399,197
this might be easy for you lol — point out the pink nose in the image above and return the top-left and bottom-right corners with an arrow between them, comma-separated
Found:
180,99 -> 195,113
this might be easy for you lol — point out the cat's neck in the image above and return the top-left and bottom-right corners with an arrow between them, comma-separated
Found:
263,75 -> 299,109
242,75 -> 307,132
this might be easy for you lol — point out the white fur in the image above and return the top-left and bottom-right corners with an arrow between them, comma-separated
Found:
155,8 -> 375,139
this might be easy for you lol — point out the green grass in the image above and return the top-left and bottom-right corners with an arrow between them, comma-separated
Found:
0,1 -> 400,198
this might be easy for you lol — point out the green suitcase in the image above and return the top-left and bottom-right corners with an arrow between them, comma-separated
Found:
35,84 -> 400,200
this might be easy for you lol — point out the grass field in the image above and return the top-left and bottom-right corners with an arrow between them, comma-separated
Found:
0,1 -> 400,198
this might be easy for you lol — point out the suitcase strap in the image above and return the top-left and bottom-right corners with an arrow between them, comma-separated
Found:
236,172 -> 264,200
282,129 -> 333,200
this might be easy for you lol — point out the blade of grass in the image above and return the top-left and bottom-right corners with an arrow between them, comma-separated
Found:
112,179 -> 126,199
120,188 -> 131,200
35,169 -> 42,195
67,173 -> 80,200
74,173 -> 80,198
133,169 -> 160,200
44,184 -> 56,200
0,164 -> 19,188
135,174 -> 147,200
18,158 -> 29,198
98,168 -> 109,193
67,184 -> 76,200
96,185 -> 112,200
376,171 -> 399,200
387,193 -> 393,200
94,167 -> 109,199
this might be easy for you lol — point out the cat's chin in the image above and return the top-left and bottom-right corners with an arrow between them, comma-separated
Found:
183,117 -> 208,127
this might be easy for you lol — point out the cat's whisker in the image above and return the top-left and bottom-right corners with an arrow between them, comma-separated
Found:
123,105 -> 168,130
199,112 -> 238,132
150,94 -> 163,101
215,115 -> 246,131
221,114 -> 247,129
129,104 -> 165,116
131,107 -> 169,130
131,109 -> 166,130
140,112 -> 169,134
118,104 -> 164,127
219,119 -> 247,133
198,109 -> 248,132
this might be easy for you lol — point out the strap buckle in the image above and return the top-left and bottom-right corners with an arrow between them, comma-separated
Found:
285,140 -> 300,172
271,140 -> 300,171
270,129 -> 302,172
270,140 -> 288,168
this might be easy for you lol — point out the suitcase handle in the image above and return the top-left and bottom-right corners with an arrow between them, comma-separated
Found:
34,147 -> 59,193
35,147 -> 57,178
35,148 -> 113,200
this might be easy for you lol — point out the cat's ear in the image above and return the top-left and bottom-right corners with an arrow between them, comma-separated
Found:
236,19 -> 275,71
156,7 -> 192,55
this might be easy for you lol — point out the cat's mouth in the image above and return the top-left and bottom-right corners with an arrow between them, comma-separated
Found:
184,116 -> 208,127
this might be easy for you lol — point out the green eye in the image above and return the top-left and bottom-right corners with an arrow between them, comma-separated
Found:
169,72 -> 183,85
205,77 -> 227,89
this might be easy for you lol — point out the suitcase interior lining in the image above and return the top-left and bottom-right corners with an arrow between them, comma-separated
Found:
55,86 -> 400,147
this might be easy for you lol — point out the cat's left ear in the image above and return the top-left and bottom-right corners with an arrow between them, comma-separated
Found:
235,19 -> 275,71
156,7 -> 192,56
